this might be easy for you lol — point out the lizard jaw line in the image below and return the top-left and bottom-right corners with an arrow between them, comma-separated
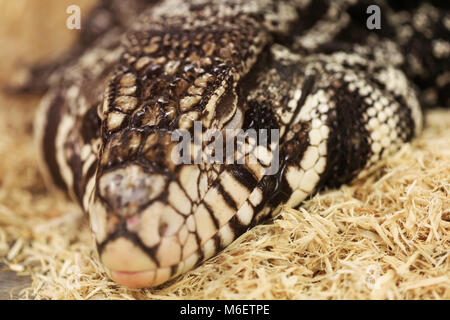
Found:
110,269 -> 164,289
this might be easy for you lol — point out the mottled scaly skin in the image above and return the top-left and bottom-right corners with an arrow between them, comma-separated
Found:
19,0 -> 448,288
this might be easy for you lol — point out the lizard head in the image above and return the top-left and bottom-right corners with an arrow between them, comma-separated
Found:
87,11 -> 275,288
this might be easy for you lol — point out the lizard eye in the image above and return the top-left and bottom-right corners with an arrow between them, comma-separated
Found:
224,107 -> 243,131
213,88 -> 243,131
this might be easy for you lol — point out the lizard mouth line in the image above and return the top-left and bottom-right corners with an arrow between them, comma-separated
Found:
110,270 -> 164,289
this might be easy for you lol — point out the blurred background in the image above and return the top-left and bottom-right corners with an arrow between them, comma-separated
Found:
0,0 -> 94,83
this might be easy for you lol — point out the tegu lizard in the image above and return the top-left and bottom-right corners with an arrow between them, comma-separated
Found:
13,0 -> 449,288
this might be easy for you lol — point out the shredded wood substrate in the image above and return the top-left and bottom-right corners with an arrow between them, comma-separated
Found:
0,0 -> 448,300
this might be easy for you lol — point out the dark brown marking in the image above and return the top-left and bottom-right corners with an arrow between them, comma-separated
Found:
42,94 -> 68,191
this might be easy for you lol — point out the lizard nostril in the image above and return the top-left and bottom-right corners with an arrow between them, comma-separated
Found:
158,221 -> 168,236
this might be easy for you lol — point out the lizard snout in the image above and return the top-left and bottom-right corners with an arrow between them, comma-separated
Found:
88,164 -> 199,288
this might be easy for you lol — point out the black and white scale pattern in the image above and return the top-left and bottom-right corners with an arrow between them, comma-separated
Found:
14,0 -> 448,288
